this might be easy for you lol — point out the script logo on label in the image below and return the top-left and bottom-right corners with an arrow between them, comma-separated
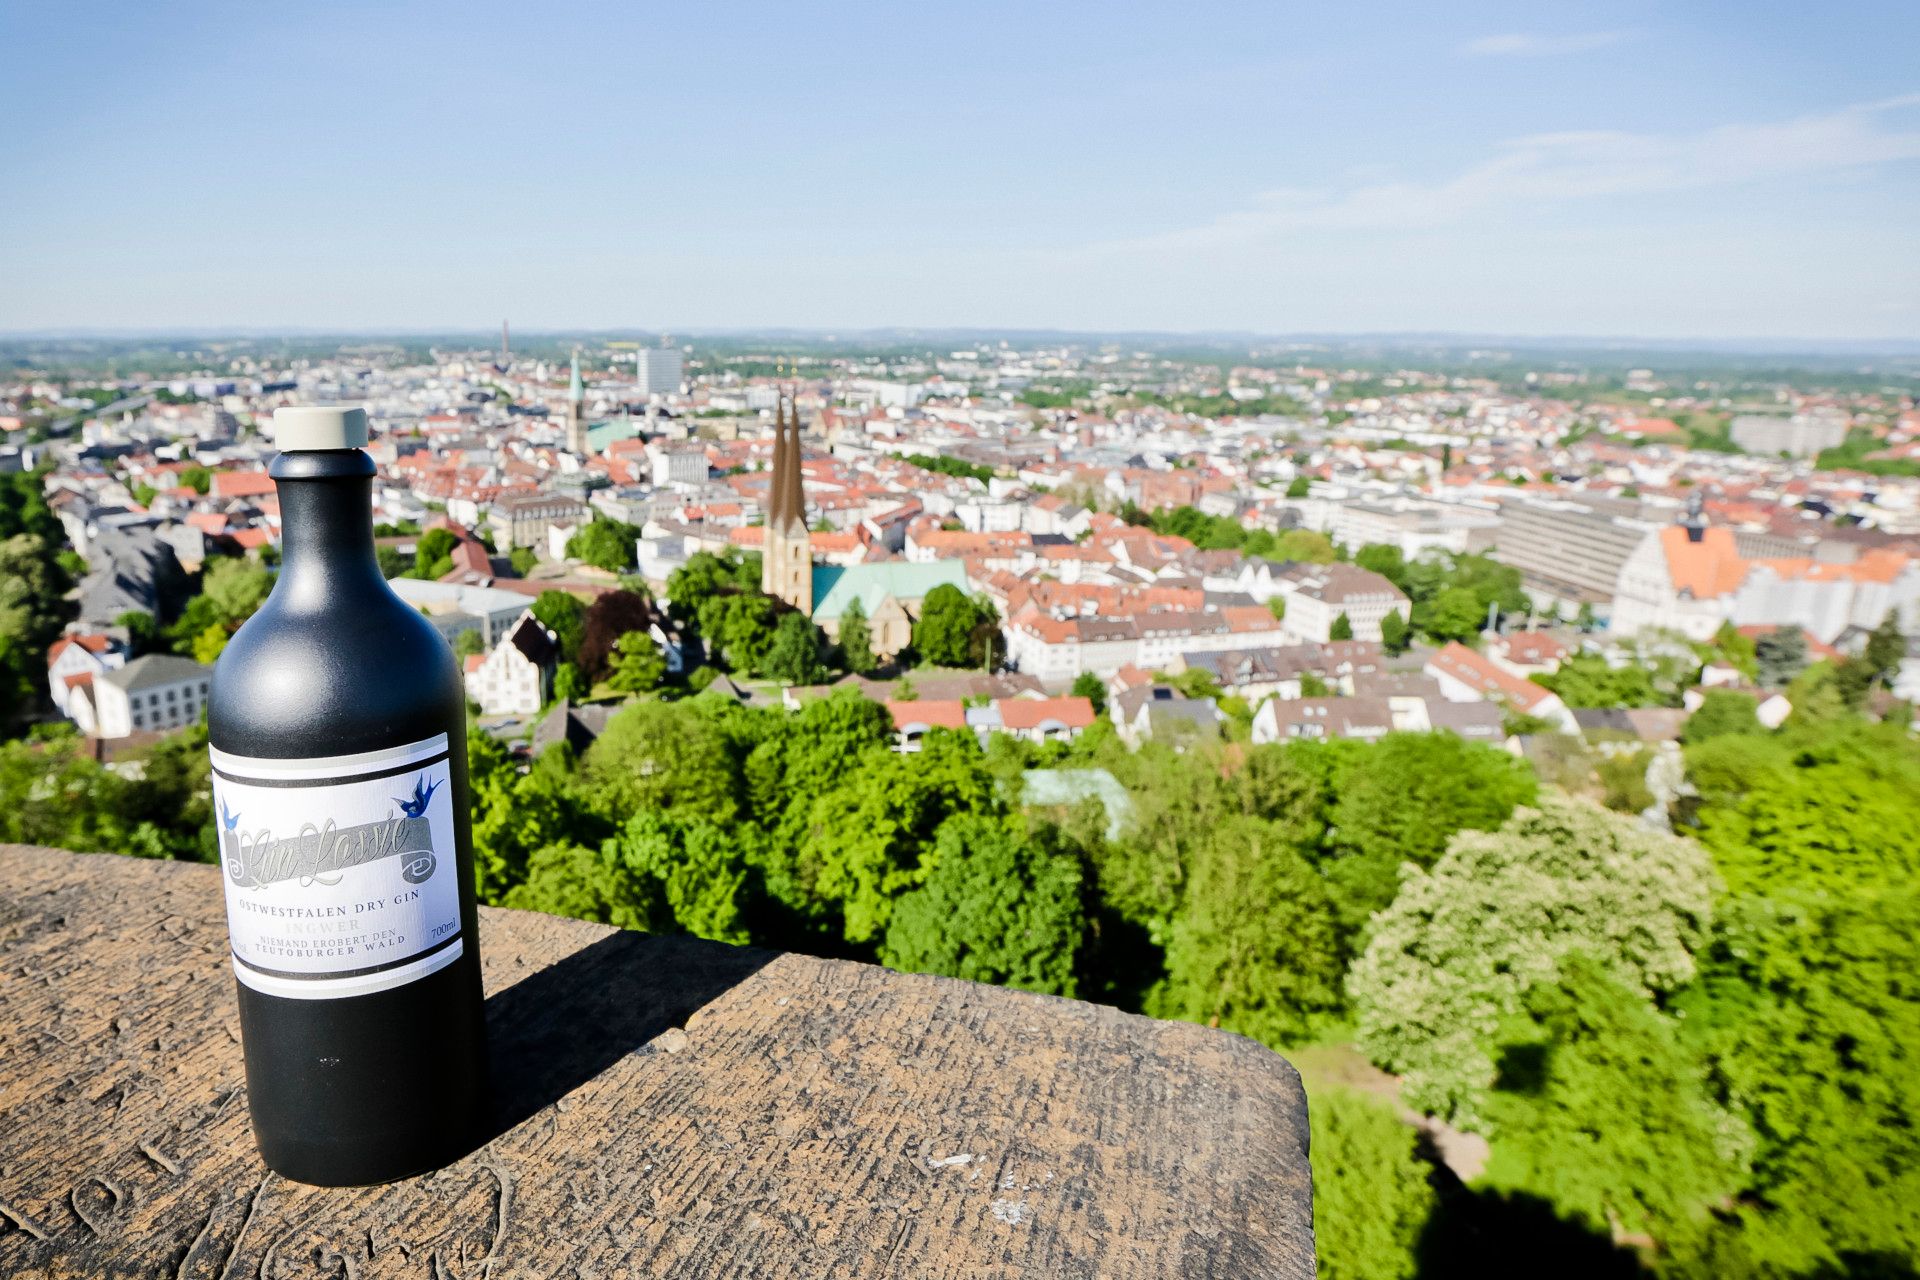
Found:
219,771 -> 442,890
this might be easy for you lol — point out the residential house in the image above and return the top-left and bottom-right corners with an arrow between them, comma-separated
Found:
886,699 -> 969,752
1110,685 -> 1224,748
464,611 -> 558,715
488,493 -> 590,551
47,633 -> 127,715
1425,641 -> 1577,731
1275,563 -> 1410,644
996,695 -> 1097,745
1252,696 -> 1395,744
71,654 -> 211,739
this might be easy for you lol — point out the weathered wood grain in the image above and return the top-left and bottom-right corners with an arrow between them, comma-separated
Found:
0,843 -> 1313,1278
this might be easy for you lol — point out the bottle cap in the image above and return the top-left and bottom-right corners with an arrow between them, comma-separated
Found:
272,406 -> 369,451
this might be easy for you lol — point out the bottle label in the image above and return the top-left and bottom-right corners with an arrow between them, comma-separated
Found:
209,734 -> 463,1001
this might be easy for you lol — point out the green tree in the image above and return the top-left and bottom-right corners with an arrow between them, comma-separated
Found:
0,533 -> 72,723
695,590 -> 779,674
1276,529 -> 1337,563
837,597 -> 878,674
1754,626 -> 1808,688
566,518 -> 641,574
603,810 -> 751,944
453,628 -> 486,660
115,609 -> 158,656
802,730 -> 998,944
1070,671 -> 1107,715
1351,796 -> 1715,1126
1309,1088 -> 1435,1280
203,555 -> 271,623
1482,955 -> 1752,1247
1596,748 -> 1654,814
1674,893 -> 1920,1273
190,623 -> 230,665
1158,812 -> 1345,1047
508,546 -> 537,576
666,548 -> 761,619
1863,611 -> 1906,689
467,734 -> 597,903
1681,689 -> 1762,744
576,588 -> 660,682
605,632 -> 666,693
531,590 -> 587,663
551,661 -> 587,704
881,814 -> 1085,996
1707,620 -> 1758,681
1378,608 -> 1411,655
1320,732 -> 1537,931
765,610 -> 830,685
412,527 -> 458,579
1420,585 -> 1484,644
1532,654 -> 1667,709
501,841 -> 654,930
1684,720 -> 1920,901
1354,543 -> 1407,587
1329,611 -> 1353,641
1286,475 -> 1311,498
580,698 -> 741,824
912,583 -> 980,668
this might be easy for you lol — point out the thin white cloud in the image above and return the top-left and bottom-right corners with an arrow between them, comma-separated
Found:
1463,31 -> 1634,57
1079,94 -> 1920,257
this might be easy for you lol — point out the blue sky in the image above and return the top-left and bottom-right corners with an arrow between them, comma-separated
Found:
3,1 -> 1917,339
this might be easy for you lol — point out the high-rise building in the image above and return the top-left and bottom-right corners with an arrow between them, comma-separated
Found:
635,347 -> 684,398
761,388 -> 813,616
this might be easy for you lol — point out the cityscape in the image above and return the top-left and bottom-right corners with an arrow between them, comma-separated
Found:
4,330 -> 1918,1276
3,2 -> 1918,1277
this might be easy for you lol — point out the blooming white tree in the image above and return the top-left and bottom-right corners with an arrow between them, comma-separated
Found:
1349,795 -> 1716,1127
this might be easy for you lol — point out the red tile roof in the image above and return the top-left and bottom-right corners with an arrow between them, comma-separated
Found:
212,470 -> 276,500
886,699 -> 969,731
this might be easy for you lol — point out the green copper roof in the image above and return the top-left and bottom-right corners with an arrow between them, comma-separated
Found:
811,559 -> 969,622
585,418 -> 639,452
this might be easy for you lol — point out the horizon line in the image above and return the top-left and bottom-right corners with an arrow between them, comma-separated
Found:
3,325 -> 1919,357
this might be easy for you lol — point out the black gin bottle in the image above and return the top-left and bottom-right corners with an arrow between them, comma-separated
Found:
207,405 -> 487,1185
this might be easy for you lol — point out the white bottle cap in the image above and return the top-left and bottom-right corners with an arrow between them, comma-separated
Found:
272,405 -> 369,451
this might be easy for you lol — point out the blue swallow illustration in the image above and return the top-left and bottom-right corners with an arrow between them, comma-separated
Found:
394,774 -> 441,820
220,799 -> 241,832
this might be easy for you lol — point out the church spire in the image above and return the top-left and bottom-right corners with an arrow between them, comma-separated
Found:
778,384 -> 806,532
565,349 -> 588,456
767,387 -> 791,527
761,382 -> 814,616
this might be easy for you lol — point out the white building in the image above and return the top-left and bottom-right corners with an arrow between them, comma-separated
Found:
388,578 -> 543,649
463,611 -> 558,716
47,633 -> 127,715
648,441 -> 709,488
1275,564 -> 1410,644
70,654 -> 211,739
1730,412 -> 1849,458
1611,524 -> 1920,644
635,348 -> 685,398
1425,642 -> 1577,732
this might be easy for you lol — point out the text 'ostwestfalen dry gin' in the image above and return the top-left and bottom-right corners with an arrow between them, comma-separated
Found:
207,405 -> 488,1186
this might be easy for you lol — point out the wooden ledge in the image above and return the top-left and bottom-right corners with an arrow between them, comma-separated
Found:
0,844 -> 1313,1278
